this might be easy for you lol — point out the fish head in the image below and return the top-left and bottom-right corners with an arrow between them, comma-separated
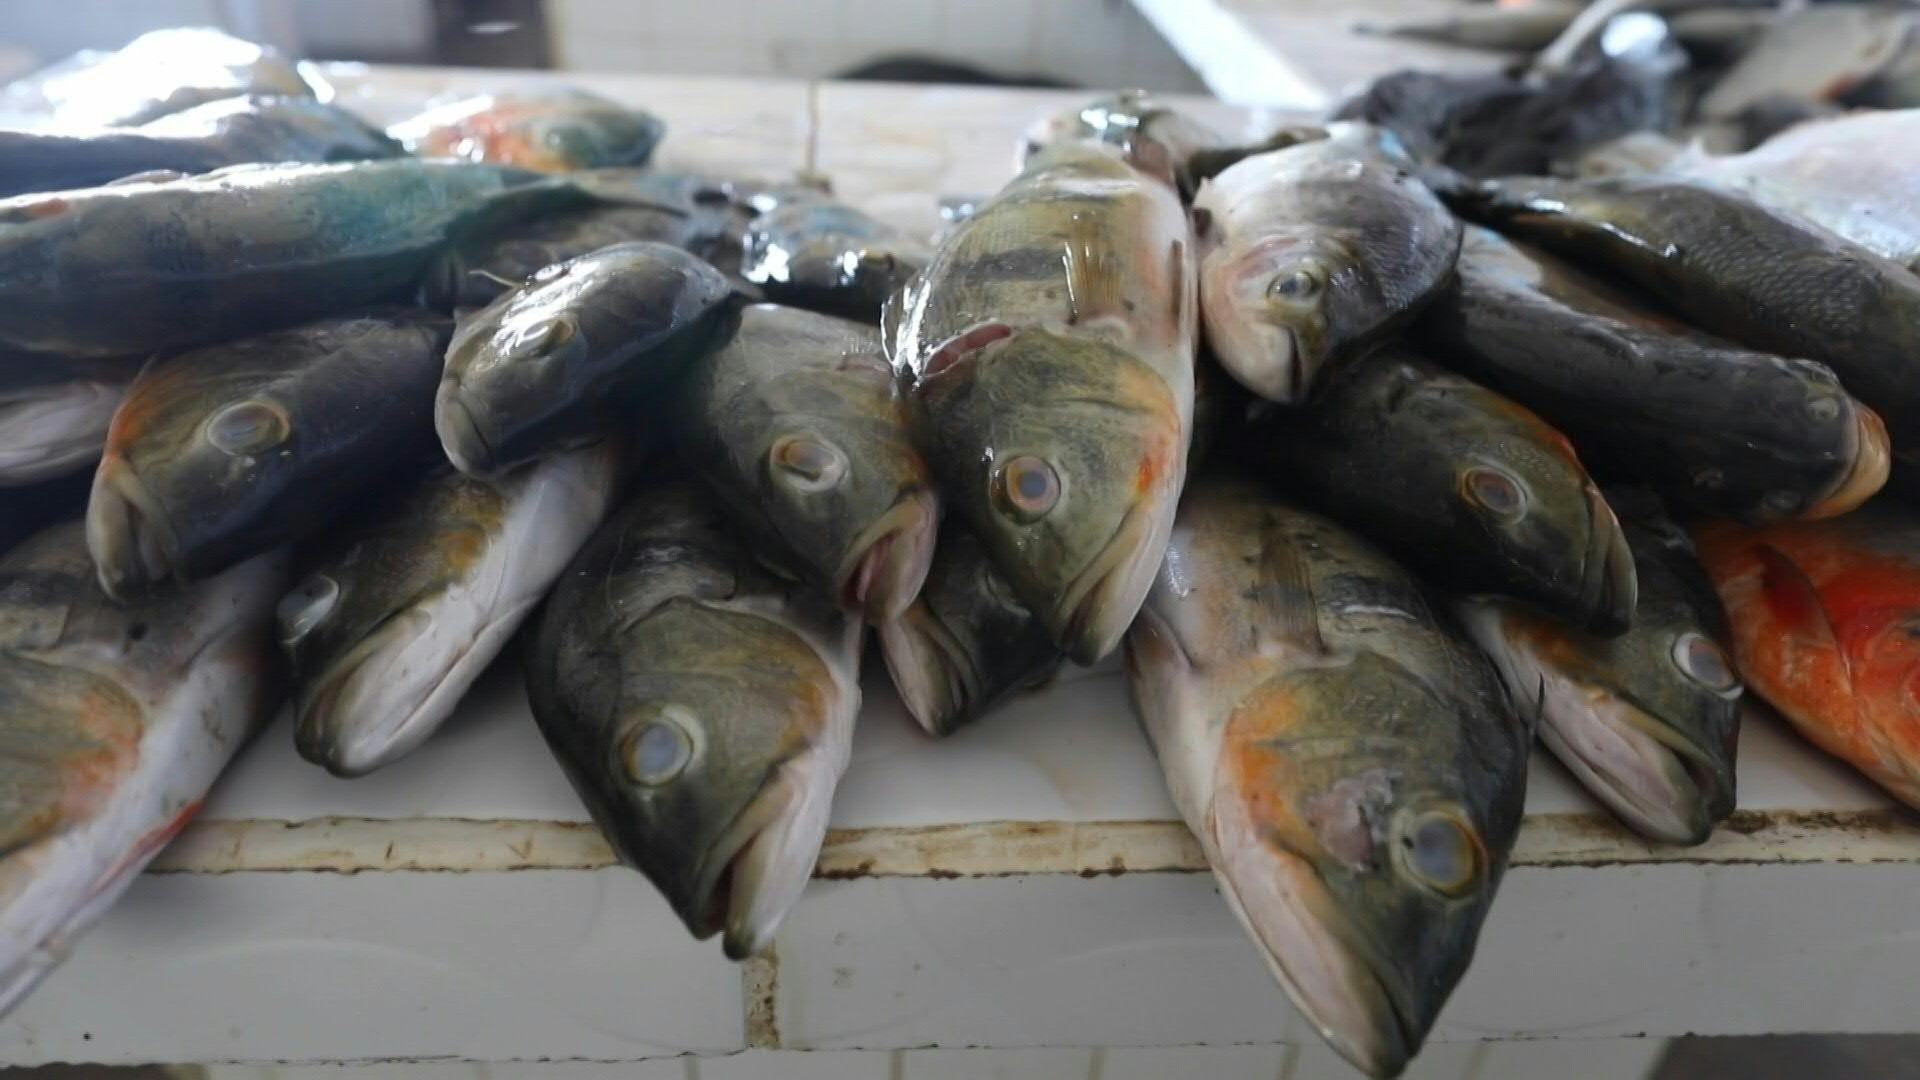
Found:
1207,657 -> 1512,1079
1199,228 -> 1357,403
438,269 -> 594,476
0,373 -> 125,484
913,325 -> 1185,664
512,106 -> 664,172
1457,597 -> 1740,844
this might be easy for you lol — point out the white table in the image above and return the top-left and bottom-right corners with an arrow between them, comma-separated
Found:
5,66 -> 1916,1080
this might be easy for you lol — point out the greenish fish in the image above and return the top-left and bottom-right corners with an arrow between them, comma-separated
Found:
0,95 -> 403,199
674,304 -> 938,622
1422,225 -> 1888,523
0,364 -> 134,486
0,521 -> 285,1016
0,27 -> 315,130
878,521 -> 1061,737
1194,123 -> 1460,403
87,310 -> 450,599
1456,174 -> 1920,484
886,142 -> 1197,665
438,240 -> 735,477
0,159 -> 557,359
526,480 -> 862,959
1126,477 -> 1528,1079
742,201 -> 930,321
1459,489 -> 1741,845
1245,349 -> 1638,635
389,88 -> 664,173
280,443 -> 621,777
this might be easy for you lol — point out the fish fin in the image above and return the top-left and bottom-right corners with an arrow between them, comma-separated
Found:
921,321 -> 1014,379
1062,216 -> 1126,327
1257,533 -> 1327,657
1753,543 -> 1840,652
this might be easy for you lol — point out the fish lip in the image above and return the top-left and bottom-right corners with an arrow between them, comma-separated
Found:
85,458 -> 183,599
1211,316 -> 1306,403
1054,498 -> 1159,666
434,382 -> 501,478
1538,689 -> 1727,845
291,609 -> 439,778
1803,404 -> 1888,521
877,604 -> 979,736
684,750 -> 837,960
1576,486 -> 1637,636
833,490 -> 940,623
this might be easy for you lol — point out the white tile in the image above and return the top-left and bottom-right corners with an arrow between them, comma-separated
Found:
698,1049 -> 896,1080
1464,1038 -> 1667,1080
1104,1045 -> 1289,1080
905,1047 -> 1095,1080
1289,1040 -> 1482,1080
836,0 -> 939,45
210,1065 -> 686,1079
936,0 -> 1043,60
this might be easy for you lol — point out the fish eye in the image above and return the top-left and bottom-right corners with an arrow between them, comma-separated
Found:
769,435 -> 847,492
1673,632 -> 1740,696
622,712 -> 694,786
1461,467 -> 1526,520
206,400 -> 291,456
1394,810 -> 1483,898
510,315 -> 577,359
993,455 -> 1062,522
276,574 -> 339,645
1268,261 -> 1325,304
1805,394 -> 1841,423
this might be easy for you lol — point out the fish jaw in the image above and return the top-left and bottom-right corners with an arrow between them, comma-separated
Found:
84,457 -> 183,600
434,381 -> 503,479
878,602 -> 977,736
1199,249 -> 1308,404
834,489 -> 940,624
1578,485 -> 1638,636
1054,489 -> 1177,666
0,378 -> 124,486
1802,404 -> 1889,521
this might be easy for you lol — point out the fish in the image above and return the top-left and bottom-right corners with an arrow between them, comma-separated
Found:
389,88 -> 665,172
0,27 -> 315,130
1125,477 -> 1527,1079
1696,4 -> 1920,122
0,159 -> 563,359
279,444 -> 621,777
1245,349 -> 1638,634
438,241 -> 735,477
87,310 -> 450,599
426,170 -> 747,310
742,201 -> 930,321
885,141 -> 1197,665
0,521 -> 285,1016
1020,90 -> 1233,191
1692,501 -> 1920,809
1459,488 -> 1741,844
1422,225 -> 1888,522
878,521 -> 1061,737
1456,174 -> 1920,485
1352,1 -> 1583,51
0,365 -> 133,487
1676,109 -> 1920,272
1193,123 -> 1461,403
525,480 -> 862,958
673,304 -> 938,622
0,95 -> 403,199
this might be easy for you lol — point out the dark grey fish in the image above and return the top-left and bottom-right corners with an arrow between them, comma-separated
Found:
743,202 -> 929,321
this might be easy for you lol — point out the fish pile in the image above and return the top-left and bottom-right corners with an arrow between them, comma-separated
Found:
4,27 -> 1920,1078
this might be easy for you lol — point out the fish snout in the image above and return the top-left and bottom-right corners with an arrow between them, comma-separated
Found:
1539,693 -> 1730,845
1579,486 -> 1637,636
878,603 -> 976,736
85,460 -> 181,600
692,749 -> 842,960
292,608 -> 443,778
1054,498 -> 1164,665
838,490 -> 940,623
434,381 -> 501,478
1803,403 -> 1889,521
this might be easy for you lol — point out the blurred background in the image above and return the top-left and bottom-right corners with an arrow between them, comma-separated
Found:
0,0 -> 1208,93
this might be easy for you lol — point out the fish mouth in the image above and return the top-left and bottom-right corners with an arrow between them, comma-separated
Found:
686,750 -> 839,960
293,608 -> 448,778
1803,404 -> 1889,521
1206,311 -> 1307,404
434,382 -> 500,478
1576,486 -> 1637,636
0,379 -> 122,482
834,491 -> 940,623
85,458 -> 183,599
1211,831 -> 1421,1078
878,603 -> 979,736
1537,684 -> 1732,845
1053,497 -> 1163,666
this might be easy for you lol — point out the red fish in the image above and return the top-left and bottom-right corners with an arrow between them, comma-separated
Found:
1692,501 -> 1920,806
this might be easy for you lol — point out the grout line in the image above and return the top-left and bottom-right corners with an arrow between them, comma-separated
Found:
803,78 -> 822,176
889,1048 -> 906,1080
742,948 -> 782,1050
1277,1040 -> 1300,1080
1461,1040 -> 1494,1080
1089,1044 -> 1106,1080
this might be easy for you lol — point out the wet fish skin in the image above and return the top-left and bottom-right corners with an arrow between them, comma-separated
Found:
526,480 -> 862,958
390,89 -> 664,172
887,142 -> 1197,665
0,27 -> 315,130
1194,123 -> 1460,403
281,444 -> 621,777
742,202 -> 930,322
87,310 -> 451,599
0,95 -> 403,199
879,522 -> 1061,737
0,366 -> 134,487
674,304 -> 938,623
438,241 -> 735,478
1247,349 -> 1637,636
1460,174 -> 1920,483
1126,477 -> 1527,1079
1460,488 -> 1740,845
1353,1 -> 1581,51
1020,90 -> 1232,192
1423,225 -> 1887,523
0,159 -> 559,359
1693,501 -> 1920,809
0,521 -> 285,1016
